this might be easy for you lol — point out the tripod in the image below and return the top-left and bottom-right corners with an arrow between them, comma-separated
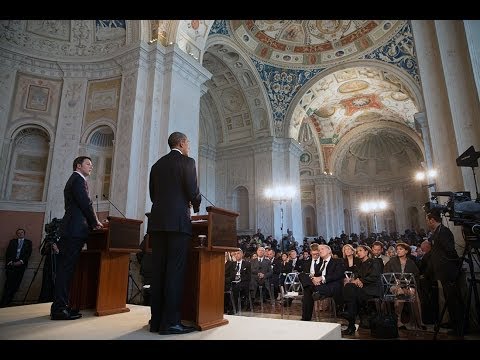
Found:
127,259 -> 143,304
433,236 -> 480,339
24,241 -> 57,304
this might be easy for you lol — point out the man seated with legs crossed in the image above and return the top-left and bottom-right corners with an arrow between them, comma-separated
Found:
299,243 -> 345,321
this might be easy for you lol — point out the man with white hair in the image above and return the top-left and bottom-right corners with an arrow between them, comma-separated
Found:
298,243 -> 345,321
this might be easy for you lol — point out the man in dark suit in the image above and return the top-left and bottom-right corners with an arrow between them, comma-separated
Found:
298,243 -> 345,321
425,209 -> 465,337
147,132 -> 201,335
50,156 -> 103,320
225,248 -> 251,313
0,228 -> 32,307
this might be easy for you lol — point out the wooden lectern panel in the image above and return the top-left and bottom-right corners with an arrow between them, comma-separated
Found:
70,216 -> 142,316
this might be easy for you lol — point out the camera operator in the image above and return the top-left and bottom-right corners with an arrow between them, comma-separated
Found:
38,222 -> 60,303
425,209 -> 465,337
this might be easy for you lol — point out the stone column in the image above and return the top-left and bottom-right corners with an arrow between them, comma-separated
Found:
414,112 -> 433,170
464,20 -> 480,102
160,45 -> 212,162
0,67 -> 17,196
286,139 -> 304,242
411,20 -> 464,194
253,138 -> 274,238
198,143 -> 217,214
435,20 -> 480,196
44,78 -> 89,220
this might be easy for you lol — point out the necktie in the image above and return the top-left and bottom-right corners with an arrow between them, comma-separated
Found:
235,262 -> 240,272
320,260 -> 327,273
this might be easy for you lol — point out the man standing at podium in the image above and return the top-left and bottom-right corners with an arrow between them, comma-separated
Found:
147,132 -> 201,335
50,156 -> 103,320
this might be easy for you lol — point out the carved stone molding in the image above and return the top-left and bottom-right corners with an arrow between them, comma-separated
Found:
163,45 -> 211,88
199,143 -> 216,160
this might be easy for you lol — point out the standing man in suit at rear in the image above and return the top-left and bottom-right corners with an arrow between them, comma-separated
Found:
50,156 -> 103,320
147,132 -> 201,335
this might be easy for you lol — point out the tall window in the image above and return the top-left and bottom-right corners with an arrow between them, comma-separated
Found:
233,186 -> 249,231
6,127 -> 49,201
303,205 -> 317,236
85,126 -> 114,199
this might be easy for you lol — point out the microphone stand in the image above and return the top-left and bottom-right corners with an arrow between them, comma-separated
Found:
102,194 -> 127,218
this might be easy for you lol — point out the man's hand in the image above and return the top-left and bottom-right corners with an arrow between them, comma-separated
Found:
94,220 -> 104,230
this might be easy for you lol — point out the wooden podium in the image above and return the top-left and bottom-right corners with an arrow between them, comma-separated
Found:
69,216 -> 142,316
182,206 -> 239,330
145,206 -> 238,330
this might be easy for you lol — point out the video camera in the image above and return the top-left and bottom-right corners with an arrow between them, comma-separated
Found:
423,145 -> 480,237
44,218 -> 62,244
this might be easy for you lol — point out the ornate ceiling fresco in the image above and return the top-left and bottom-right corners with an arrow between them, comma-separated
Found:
291,66 -> 418,144
229,20 -> 406,68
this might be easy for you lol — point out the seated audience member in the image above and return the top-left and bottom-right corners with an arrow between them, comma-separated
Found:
341,245 -> 382,336
342,244 -> 361,284
225,249 -> 251,313
250,247 -> 272,302
384,242 -> 426,330
1,229 -> 32,307
298,243 -> 345,321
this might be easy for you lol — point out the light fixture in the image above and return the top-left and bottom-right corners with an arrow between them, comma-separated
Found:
360,200 -> 388,233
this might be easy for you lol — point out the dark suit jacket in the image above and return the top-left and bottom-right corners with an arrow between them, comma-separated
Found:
225,260 -> 251,289
5,238 -> 32,267
300,257 -> 345,296
147,150 -> 201,236
61,172 -> 97,239
427,225 -> 461,282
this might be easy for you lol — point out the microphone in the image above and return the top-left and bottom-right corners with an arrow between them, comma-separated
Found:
201,193 -> 215,207
95,195 -> 99,212
102,194 -> 126,218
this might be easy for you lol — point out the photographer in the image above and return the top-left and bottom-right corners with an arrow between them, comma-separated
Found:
425,209 -> 465,337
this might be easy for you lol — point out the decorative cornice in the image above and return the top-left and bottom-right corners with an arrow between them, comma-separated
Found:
199,143 -> 216,160
163,44 -> 211,87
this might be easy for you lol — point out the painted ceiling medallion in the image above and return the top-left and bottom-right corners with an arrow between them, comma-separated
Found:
391,91 -> 409,101
230,20 -> 405,68
338,80 -> 369,93
315,106 -> 336,118
341,94 -> 383,116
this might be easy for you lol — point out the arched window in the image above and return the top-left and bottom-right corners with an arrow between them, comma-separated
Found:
233,186 -> 249,231
85,126 -> 114,198
303,205 -> 317,236
407,206 -> 420,231
384,209 -> 397,234
6,127 -> 50,201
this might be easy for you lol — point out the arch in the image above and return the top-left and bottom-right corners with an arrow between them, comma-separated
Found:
84,126 -> 115,199
285,59 -> 424,140
7,120 -> 54,144
204,35 -> 274,139
4,126 -> 50,201
302,205 -> 317,236
383,209 -> 397,234
330,120 -> 425,185
81,120 -> 116,144
232,186 -> 249,231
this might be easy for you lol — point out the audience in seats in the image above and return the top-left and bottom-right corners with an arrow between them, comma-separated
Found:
266,248 -> 281,301
250,247 -> 272,303
225,249 -> 251,314
371,241 -> 389,272
342,244 -> 361,282
341,245 -> 382,336
298,243 -> 345,321
278,252 -> 293,295
383,242 -> 426,330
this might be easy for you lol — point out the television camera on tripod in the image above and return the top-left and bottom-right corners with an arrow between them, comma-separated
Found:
423,145 -> 480,339
24,218 -> 62,304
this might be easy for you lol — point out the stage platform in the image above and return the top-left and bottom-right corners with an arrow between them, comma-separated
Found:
0,303 -> 341,340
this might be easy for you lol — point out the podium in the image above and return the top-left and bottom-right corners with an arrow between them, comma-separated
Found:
145,206 -> 238,330
69,216 -> 142,316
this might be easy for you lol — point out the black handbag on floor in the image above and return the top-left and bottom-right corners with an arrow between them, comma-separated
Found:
370,313 -> 399,339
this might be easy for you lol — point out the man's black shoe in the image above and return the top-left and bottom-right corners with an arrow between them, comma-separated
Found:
66,307 -> 81,316
50,309 -> 82,320
158,324 -> 196,335
341,326 -> 356,336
